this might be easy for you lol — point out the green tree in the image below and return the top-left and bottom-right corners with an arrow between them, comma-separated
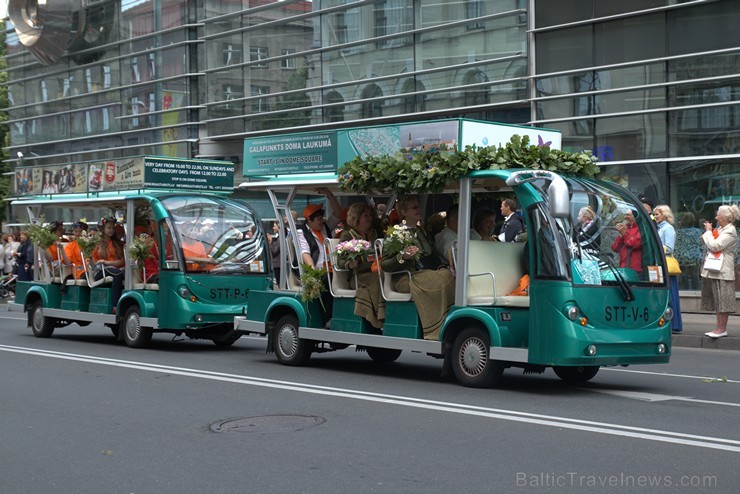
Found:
0,20 -> 11,223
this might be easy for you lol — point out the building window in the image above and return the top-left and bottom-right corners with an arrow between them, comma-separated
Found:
103,65 -> 111,89
402,80 -> 426,114
131,57 -> 141,83
374,1 -> 387,46
251,85 -> 270,113
465,0 -> 485,30
250,46 -> 269,67
222,85 -> 242,110
223,44 -> 241,66
325,91 -> 345,123
573,72 -> 601,136
361,84 -> 383,118
281,49 -> 296,69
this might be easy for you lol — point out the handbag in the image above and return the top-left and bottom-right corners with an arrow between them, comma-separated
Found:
703,252 -> 723,273
665,255 -> 681,276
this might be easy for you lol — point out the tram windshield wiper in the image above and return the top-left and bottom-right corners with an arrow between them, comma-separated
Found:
598,252 -> 634,302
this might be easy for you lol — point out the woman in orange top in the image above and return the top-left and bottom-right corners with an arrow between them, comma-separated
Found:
63,221 -> 88,280
92,217 -> 125,306
45,221 -> 70,267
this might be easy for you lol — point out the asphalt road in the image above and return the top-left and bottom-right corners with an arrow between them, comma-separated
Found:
1,312 -> 738,494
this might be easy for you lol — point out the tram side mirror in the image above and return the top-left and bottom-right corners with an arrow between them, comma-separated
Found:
548,174 -> 570,218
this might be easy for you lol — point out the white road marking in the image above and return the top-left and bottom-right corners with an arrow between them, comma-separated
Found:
591,389 -> 740,408
2,344 -> 740,453
603,367 -> 740,383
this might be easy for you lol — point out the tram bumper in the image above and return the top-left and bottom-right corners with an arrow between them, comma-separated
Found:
547,327 -> 671,367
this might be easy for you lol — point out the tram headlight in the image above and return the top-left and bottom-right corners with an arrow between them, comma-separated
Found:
565,305 -> 580,321
663,307 -> 674,320
177,285 -> 197,302
657,343 -> 667,354
585,345 -> 597,356
193,314 -> 204,323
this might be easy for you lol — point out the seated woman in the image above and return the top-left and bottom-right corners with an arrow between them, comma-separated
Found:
45,221 -> 71,275
92,217 -> 125,307
381,195 -> 455,340
471,208 -> 496,241
338,202 -> 384,329
63,221 -> 88,280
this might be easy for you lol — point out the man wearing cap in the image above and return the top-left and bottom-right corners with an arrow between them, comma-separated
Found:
297,203 -> 334,320
612,209 -> 643,271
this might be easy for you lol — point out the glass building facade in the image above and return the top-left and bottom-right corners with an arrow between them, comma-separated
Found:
3,0 -> 740,293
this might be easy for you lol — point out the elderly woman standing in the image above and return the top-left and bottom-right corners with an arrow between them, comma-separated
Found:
701,205 -> 740,339
654,205 -> 682,334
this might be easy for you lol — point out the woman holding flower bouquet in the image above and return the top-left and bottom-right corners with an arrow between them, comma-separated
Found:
381,195 -> 455,340
92,217 -> 125,308
338,202 -> 385,328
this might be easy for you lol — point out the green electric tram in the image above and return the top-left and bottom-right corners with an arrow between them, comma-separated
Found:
9,157 -> 271,348
233,128 -> 672,387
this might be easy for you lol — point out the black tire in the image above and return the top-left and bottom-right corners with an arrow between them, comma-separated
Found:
451,327 -> 503,388
77,321 -> 91,327
366,347 -> 402,363
121,306 -> 152,348
213,332 -> 241,347
273,314 -> 312,366
553,365 -> 600,383
29,300 -> 54,338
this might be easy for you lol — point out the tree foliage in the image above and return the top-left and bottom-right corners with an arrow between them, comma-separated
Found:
337,134 -> 600,195
0,21 -> 11,222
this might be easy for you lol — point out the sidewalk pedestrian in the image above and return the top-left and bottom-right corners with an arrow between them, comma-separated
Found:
701,205 -> 740,338
654,205 -> 682,333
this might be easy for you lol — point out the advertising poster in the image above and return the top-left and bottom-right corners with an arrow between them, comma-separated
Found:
243,132 -> 338,177
143,157 -> 235,192
460,120 -> 562,150
88,162 -> 105,192
340,120 -> 460,158
14,168 -> 33,195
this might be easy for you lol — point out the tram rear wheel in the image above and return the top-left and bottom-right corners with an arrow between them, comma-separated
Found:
274,314 -> 312,366
553,365 -> 600,383
451,327 -> 503,388
121,306 -> 152,348
366,347 -> 402,363
29,300 -> 54,338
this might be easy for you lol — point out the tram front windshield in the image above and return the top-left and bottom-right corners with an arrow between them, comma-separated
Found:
530,177 -> 666,288
161,196 -> 265,274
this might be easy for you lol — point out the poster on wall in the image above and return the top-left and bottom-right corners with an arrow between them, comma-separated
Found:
243,132 -> 338,177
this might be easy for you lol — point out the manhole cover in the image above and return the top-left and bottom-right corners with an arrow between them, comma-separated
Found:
209,414 -> 326,434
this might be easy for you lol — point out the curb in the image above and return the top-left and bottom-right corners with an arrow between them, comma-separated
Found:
671,333 -> 740,351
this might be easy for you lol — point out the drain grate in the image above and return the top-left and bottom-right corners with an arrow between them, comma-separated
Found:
209,414 -> 326,434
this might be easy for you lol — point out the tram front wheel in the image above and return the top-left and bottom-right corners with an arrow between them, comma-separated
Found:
29,300 -> 54,338
553,365 -> 600,383
274,314 -> 312,366
451,327 -> 503,388
121,306 -> 152,348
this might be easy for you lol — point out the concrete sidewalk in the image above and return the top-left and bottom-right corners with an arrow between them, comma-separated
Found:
671,313 -> 740,351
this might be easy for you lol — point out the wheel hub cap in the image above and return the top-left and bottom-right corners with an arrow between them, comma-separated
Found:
459,338 -> 487,377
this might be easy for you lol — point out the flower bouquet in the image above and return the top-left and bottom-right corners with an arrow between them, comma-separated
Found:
335,238 -> 373,266
76,230 -> 101,259
27,220 -> 57,249
128,233 -> 155,264
382,222 -> 420,259
299,264 -> 327,303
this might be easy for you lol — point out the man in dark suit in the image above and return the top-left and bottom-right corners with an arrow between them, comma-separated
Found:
498,198 -> 523,242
